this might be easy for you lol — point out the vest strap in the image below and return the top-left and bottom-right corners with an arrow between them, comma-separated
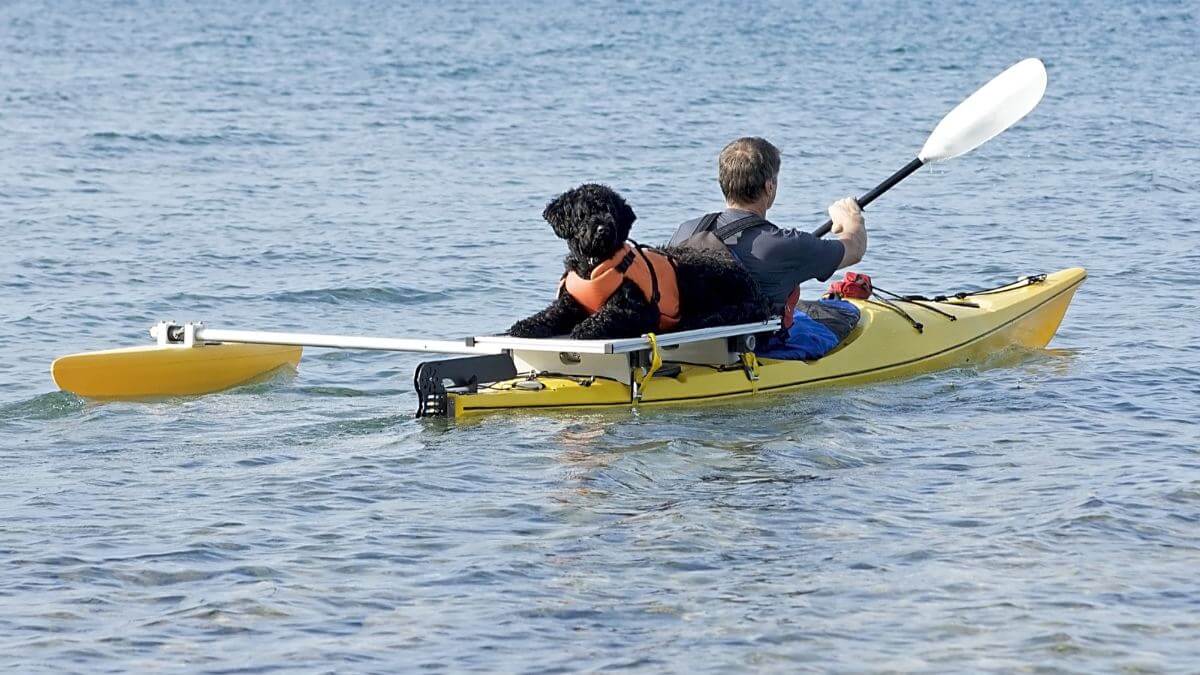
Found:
697,212 -> 768,242
713,214 -> 767,241
630,240 -> 661,304
614,249 -> 636,273
696,212 -> 721,234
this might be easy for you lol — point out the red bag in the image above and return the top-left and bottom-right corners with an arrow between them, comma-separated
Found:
827,272 -> 873,299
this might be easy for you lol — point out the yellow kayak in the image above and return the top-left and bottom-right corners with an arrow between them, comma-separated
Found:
444,268 -> 1085,418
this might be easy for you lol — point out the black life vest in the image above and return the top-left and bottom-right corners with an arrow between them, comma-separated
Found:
680,212 -> 801,330
678,212 -> 767,260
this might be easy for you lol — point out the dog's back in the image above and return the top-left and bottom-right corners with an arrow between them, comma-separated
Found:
664,246 -> 772,331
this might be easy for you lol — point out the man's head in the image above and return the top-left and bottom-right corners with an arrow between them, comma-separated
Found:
718,137 -> 780,209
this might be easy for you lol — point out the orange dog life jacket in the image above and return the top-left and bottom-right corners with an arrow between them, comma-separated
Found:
562,243 -> 681,331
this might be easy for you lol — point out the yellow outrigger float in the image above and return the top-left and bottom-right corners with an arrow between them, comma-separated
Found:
438,268 -> 1086,418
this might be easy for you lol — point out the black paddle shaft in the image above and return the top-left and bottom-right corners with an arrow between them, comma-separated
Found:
812,157 -> 925,238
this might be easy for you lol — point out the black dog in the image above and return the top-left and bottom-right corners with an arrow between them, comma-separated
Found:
508,184 -> 770,339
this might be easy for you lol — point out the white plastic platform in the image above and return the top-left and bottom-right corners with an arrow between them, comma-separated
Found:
471,320 -> 781,354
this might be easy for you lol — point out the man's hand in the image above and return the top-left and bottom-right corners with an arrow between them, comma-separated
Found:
829,197 -> 867,268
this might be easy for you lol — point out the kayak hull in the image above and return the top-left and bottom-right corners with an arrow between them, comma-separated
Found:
52,343 -> 302,399
448,268 -> 1085,417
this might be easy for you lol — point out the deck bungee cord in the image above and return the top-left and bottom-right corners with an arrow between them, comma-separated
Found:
845,274 -> 1050,334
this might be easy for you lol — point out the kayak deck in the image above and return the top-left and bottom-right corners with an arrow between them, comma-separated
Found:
437,268 -> 1086,418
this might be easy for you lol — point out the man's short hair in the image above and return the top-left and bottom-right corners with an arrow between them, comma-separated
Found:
718,137 -> 781,204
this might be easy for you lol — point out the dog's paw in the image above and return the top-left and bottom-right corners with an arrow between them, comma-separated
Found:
569,324 -> 623,340
567,326 -> 597,340
508,319 -> 552,339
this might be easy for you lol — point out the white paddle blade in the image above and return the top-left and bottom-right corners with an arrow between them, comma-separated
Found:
918,58 -> 1048,163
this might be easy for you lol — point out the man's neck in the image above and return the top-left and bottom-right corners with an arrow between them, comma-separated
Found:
725,201 -> 769,218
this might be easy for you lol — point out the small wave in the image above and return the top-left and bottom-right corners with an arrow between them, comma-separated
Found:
530,41 -> 615,58
1150,173 -> 1196,194
86,130 -> 297,147
167,35 -> 256,51
440,65 -> 481,79
160,284 -> 452,306
404,112 -> 480,124
966,344 -> 1068,373
0,391 -> 86,423
255,414 -> 418,447
288,385 -> 376,397
269,286 -> 452,305
235,454 -> 299,468
698,472 -> 822,485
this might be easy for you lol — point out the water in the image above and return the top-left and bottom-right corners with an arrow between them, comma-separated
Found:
2,0 -> 1198,671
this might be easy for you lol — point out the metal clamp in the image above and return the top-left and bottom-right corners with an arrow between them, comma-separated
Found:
150,321 -> 204,347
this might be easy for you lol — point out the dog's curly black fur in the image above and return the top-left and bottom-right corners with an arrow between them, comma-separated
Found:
509,183 -> 771,339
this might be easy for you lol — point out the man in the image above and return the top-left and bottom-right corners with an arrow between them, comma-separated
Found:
669,136 -> 868,359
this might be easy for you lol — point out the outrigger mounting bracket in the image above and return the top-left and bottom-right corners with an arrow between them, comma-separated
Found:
413,353 -> 519,418
151,321 -> 204,347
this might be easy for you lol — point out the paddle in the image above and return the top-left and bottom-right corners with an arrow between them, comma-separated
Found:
812,57 -> 1048,238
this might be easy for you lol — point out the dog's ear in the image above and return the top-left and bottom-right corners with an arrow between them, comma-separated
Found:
607,189 -> 637,240
543,191 -> 575,240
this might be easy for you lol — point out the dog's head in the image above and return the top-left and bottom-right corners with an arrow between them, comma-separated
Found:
542,183 -> 637,262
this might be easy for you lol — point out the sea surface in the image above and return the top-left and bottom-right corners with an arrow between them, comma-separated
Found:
2,0 -> 1198,672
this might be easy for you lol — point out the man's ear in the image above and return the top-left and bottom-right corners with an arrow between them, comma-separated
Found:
543,193 -> 573,239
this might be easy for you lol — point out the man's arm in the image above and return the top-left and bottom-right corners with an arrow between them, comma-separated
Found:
828,197 -> 867,269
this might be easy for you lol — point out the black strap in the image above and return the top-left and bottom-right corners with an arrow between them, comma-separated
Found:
873,284 -> 959,322
697,212 -> 768,242
628,240 -> 662,305
696,212 -> 721,234
713,214 -> 767,241
868,296 -> 924,334
614,249 -> 637,273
